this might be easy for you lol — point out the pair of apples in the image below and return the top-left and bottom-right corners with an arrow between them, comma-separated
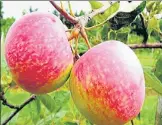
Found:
5,12 -> 145,125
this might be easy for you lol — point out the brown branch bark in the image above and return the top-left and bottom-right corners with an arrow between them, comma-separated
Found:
79,43 -> 162,56
77,2 -> 112,27
49,0 -> 111,27
49,0 -> 78,24
129,43 -> 162,49
0,92 -> 19,109
2,94 -> 36,125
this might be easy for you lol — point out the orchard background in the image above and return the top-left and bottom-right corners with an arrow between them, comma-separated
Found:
1,1 -> 162,125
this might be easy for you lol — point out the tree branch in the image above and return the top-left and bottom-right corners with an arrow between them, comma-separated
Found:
77,3 -> 112,27
79,43 -> 162,56
2,94 -> 36,125
0,92 -> 19,109
129,43 -> 162,49
49,0 -> 112,27
49,0 -> 78,24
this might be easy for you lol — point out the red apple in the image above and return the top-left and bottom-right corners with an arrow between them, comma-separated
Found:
69,40 -> 145,125
5,12 -> 73,94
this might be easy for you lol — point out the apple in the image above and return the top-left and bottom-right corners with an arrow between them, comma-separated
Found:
5,12 -> 73,94
69,40 -> 145,125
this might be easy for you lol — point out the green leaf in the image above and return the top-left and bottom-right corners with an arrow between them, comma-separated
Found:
108,1 -> 146,30
156,3 -> 162,14
144,68 -> 162,95
154,53 -> 162,82
52,90 -> 70,113
89,1 -> 103,9
89,1 -> 120,23
118,27 -> 131,33
150,30 -> 161,42
37,94 -> 55,112
34,98 -> 41,114
116,32 -> 128,43
54,108 -> 68,119
148,16 -> 160,34
146,87 -> 159,96
146,1 -> 156,13
108,30 -> 116,40
151,1 -> 162,14
28,101 -> 40,124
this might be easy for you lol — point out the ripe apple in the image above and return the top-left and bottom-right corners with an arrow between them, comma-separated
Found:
5,12 -> 73,94
69,40 -> 145,125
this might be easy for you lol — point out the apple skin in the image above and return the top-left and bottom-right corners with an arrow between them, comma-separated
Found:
5,12 -> 73,94
69,41 -> 145,125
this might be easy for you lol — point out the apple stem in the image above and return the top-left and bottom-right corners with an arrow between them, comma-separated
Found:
69,39 -> 75,55
75,36 -> 79,55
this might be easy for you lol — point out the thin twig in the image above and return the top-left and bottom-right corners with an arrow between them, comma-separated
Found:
79,43 -> 162,56
0,92 -> 19,109
129,43 -> 162,49
85,19 -> 108,31
2,94 -> 36,125
49,0 -> 78,24
131,120 -> 134,125
68,1 -> 75,17
49,0 -> 112,28
88,4 -> 111,20
60,1 -> 64,10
